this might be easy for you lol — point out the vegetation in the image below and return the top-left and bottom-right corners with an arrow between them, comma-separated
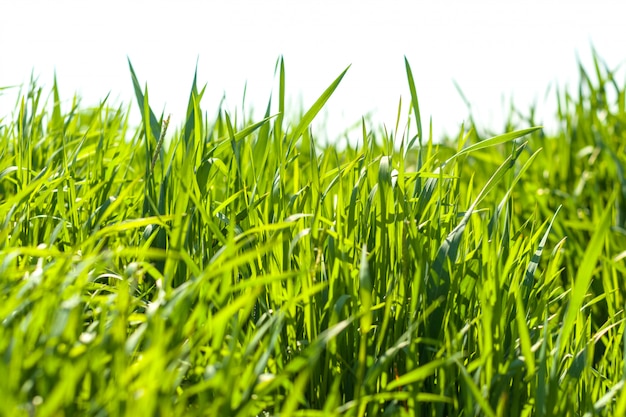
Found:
0,51 -> 625,416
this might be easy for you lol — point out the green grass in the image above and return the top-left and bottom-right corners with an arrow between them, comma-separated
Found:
1,51 -> 625,416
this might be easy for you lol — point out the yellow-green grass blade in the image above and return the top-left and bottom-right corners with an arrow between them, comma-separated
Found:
290,65 -> 350,142
557,190 -> 616,356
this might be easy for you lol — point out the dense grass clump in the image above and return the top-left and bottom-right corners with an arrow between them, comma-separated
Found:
1,53 -> 625,416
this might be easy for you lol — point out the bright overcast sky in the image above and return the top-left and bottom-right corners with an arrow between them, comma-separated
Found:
2,0 -> 626,142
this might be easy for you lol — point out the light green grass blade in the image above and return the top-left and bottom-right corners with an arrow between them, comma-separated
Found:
290,65 -> 350,141
404,56 -> 423,147
444,126 -> 542,166
557,190 -> 616,354
522,205 -> 562,308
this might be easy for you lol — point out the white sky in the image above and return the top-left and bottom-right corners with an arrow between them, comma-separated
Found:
2,0 -> 626,142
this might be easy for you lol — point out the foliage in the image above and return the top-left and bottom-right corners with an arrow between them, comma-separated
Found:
0,51 -> 625,416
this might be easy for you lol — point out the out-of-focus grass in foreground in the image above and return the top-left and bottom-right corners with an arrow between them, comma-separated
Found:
0,52 -> 625,416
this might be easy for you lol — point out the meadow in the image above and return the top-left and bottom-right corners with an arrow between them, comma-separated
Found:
0,52 -> 625,416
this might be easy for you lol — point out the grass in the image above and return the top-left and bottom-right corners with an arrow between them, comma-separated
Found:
0,50 -> 625,416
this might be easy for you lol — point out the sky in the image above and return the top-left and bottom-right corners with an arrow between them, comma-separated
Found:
2,0 -> 626,143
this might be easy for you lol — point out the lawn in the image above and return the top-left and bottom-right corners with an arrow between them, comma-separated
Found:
0,52 -> 625,416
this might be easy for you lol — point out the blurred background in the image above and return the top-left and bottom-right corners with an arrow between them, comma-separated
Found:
1,0 -> 625,142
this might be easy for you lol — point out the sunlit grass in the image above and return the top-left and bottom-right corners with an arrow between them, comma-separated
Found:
0,51 -> 625,416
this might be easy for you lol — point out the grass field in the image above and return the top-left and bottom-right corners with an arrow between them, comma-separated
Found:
1,52 -> 625,416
